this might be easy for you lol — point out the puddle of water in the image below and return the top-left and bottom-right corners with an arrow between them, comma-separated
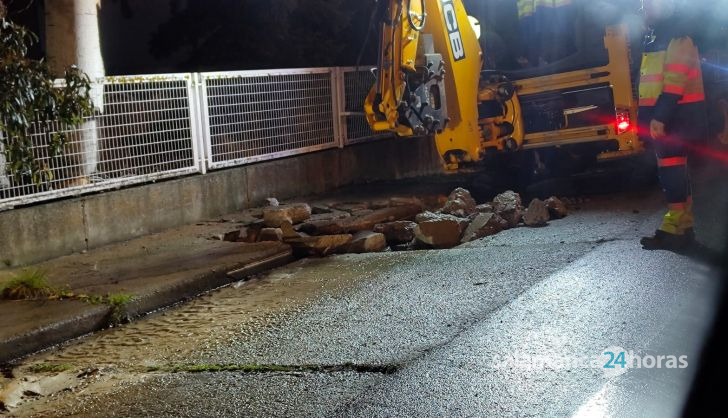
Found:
2,253 -> 409,415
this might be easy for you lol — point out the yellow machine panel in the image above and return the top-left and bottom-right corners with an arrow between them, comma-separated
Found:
365,0 -> 644,171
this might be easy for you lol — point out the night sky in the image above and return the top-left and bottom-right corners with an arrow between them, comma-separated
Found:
4,0 -> 727,76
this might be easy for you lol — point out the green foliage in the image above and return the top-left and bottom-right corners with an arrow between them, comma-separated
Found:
0,269 -> 52,299
106,293 -> 133,325
27,362 -> 74,374
106,292 -> 133,306
0,17 -> 93,184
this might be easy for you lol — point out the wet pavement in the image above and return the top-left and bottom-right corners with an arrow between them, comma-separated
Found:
2,173 -> 727,417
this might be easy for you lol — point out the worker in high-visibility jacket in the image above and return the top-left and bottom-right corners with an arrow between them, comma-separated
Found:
638,0 -> 707,251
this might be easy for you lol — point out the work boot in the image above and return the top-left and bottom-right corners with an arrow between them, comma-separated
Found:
640,229 -> 695,252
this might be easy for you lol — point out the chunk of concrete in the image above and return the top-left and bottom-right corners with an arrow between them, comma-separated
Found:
315,205 -> 422,235
369,199 -> 391,210
492,190 -> 523,228
279,221 -> 302,240
440,187 -> 477,217
389,196 -> 424,209
308,210 -> 351,222
523,198 -> 550,227
343,231 -> 387,253
259,228 -> 284,242
286,234 -> 353,257
263,203 -> 312,227
414,212 -> 468,249
311,204 -> 333,214
545,196 -> 568,219
475,203 -> 494,214
373,221 -> 417,244
461,213 -> 506,243
332,202 -> 369,213
493,190 -> 522,208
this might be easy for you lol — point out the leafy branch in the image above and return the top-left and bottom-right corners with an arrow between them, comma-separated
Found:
0,17 -> 93,184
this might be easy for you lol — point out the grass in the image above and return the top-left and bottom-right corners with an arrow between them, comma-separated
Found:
106,293 -> 134,325
0,271 -> 135,326
27,363 -> 74,374
0,270 -> 53,300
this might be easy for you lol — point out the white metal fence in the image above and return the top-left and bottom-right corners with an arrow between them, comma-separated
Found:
0,66 -> 385,211
337,67 -> 389,145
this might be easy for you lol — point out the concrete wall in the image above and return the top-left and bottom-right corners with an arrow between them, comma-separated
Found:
0,136 -> 442,267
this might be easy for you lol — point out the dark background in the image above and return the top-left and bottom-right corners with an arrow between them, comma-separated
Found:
3,0 -> 726,76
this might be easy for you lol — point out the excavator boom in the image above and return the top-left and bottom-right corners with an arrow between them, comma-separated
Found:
365,0 -> 491,168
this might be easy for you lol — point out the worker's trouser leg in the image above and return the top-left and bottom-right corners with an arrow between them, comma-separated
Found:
655,150 -> 693,236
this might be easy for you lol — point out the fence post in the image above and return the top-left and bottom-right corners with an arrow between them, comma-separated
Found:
188,73 -> 206,175
197,73 -> 213,172
0,132 -> 8,189
79,80 -> 104,180
331,68 -> 345,149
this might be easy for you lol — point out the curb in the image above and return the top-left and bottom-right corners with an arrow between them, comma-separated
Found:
0,248 -> 294,364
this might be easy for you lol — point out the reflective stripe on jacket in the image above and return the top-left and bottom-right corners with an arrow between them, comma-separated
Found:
637,22 -> 708,142
639,36 -> 705,111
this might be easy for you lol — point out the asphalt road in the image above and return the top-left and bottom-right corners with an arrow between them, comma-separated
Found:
6,171 -> 727,417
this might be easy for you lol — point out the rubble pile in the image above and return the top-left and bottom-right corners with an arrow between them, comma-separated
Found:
212,188 -> 568,255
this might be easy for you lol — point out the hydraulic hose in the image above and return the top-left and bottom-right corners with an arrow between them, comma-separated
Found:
407,0 -> 426,31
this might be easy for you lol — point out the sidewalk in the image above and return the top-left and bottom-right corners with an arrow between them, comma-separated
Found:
0,175 -> 470,364
0,217 -> 293,364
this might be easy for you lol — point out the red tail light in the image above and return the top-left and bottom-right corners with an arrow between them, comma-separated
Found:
616,111 -> 631,135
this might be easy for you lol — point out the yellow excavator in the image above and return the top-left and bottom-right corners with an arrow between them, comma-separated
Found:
364,0 -> 645,173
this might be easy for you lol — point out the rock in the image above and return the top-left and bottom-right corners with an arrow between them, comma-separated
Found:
493,190 -> 522,207
286,234 -> 353,256
209,234 -> 224,241
492,190 -> 523,228
279,222 -> 302,240
351,209 -> 374,217
373,221 -> 417,244
259,228 -> 284,242
414,212 -> 468,248
263,203 -> 312,227
265,197 -> 280,207
523,199 -> 550,227
545,196 -> 568,219
296,219 -> 338,235
369,199 -> 391,210
343,231 -> 387,253
315,204 -> 422,235
440,187 -> 477,217
311,204 -> 333,214
308,210 -> 351,223
332,202 -> 369,213
475,203 -> 494,214
461,213 -> 506,243
389,196 -> 424,209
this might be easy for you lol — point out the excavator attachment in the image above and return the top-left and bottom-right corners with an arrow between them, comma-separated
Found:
365,0 -> 511,169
